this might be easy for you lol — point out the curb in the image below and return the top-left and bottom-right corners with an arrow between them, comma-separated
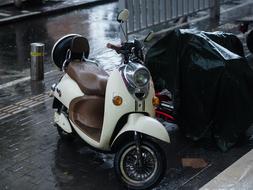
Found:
0,0 -> 117,25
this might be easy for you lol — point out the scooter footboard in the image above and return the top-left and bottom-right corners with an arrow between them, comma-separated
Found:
112,113 -> 170,145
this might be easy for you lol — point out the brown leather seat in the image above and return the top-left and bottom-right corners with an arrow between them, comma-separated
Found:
69,96 -> 104,142
67,61 -> 108,96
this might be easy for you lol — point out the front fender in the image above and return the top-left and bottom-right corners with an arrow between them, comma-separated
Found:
112,113 -> 170,146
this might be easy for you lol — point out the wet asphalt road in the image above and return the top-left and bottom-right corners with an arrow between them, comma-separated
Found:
0,1 -> 121,85
0,95 -> 252,190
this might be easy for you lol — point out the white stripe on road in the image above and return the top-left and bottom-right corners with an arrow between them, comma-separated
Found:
0,92 -> 52,120
0,11 -> 41,22
21,10 -> 30,14
0,12 -> 11,17
0,70 -> 58,90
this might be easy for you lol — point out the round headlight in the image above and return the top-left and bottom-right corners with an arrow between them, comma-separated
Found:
134,68 -> 150,87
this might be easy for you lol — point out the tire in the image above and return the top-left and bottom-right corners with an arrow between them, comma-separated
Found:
114,141 -> 166,190
55,123 -> 75,141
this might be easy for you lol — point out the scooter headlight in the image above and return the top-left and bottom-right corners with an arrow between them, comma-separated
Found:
133,68 -> 150,87
123,62 -> 151,100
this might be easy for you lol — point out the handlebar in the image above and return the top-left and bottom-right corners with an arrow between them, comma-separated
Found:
106,43 -> 121,53
106,40 -> 144,64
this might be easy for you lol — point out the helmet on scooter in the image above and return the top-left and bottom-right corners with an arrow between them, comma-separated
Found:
51,34 -> 90,69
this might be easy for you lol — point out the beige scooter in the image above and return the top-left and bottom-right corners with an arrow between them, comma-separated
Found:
50,9 -> 170,190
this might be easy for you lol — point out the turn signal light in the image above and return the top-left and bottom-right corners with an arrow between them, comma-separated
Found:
152,96 -> 160,107
113,96 -> 123,106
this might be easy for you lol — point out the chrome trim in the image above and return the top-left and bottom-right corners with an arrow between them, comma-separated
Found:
51,83 -> 57,91
121,61 -> 150,101
135,101 -> 138,111
123,61 -> 150,88
161,102 -> 174,110
142,100 -> 145,112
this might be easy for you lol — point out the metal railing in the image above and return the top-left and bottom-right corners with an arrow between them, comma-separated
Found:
119,0 -> 232,37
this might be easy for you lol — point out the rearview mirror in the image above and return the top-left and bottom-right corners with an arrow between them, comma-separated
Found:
117,9 -> 129,23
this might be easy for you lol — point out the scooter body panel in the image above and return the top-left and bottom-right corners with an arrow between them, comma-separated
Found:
54,69 -> 138,150
53,74 -> 84,108
53,67 -> 169,151
54,112 -> 72,133
99,69 -> 136,149
112,113 -> 170,146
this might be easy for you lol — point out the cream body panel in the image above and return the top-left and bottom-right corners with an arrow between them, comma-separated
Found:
54,69 -> 164,150
99,69 -> 136,150
59,70 -> 136,150
54,74 -> 84,108
54,112 -> 72,133
112,113 -> 170,145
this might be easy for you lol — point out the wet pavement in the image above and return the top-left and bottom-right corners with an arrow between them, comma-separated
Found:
0,101 -> 252,190
1,1 -> 253,190
0,0 -> 115,24
0,1 -> 121,85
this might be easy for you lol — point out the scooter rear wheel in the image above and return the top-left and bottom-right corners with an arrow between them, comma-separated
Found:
55,123 -> 75,141
114,141 -> 166,190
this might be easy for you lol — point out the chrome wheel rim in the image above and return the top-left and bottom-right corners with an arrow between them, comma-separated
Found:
120,145 -> 158,185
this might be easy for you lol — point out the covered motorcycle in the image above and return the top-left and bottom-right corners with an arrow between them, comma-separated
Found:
146,29 -> 253,151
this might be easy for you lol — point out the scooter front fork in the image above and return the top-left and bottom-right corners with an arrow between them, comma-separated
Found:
134,131 -> 143,167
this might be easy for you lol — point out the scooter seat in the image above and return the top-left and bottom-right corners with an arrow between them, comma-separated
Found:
67,61 -> 108,96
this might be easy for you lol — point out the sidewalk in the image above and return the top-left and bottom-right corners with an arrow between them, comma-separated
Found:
200,149 -> 253,189
0,0 -> 115,25
1,1 -> 253,190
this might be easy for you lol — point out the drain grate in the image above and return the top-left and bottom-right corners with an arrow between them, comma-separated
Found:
0,92 -> 52,120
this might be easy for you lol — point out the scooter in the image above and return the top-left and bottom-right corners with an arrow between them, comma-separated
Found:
50,9 -> 170,190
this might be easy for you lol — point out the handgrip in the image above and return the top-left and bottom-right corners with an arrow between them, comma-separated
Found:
106,43 -> 121,53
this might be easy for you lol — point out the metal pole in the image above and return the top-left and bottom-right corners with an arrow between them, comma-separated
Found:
30,43 -> 45,81
210,0 -> 220,19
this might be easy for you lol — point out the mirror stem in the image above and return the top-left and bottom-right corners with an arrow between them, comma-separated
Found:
120,22 -> 128,42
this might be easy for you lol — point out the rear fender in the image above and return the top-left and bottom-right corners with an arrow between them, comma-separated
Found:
54,112 -> 72,133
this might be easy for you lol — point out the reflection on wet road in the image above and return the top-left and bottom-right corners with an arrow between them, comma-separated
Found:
1,99 -> 251,190
54,138 -> 119,190
0,2 -> 121,85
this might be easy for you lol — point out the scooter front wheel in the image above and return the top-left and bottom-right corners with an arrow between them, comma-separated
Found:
114,141 -> 166,190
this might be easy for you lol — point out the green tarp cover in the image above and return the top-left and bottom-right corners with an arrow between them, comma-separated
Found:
146,29 -> 253,151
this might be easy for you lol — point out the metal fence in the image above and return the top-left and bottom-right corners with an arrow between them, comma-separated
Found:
119,0 -> 232,37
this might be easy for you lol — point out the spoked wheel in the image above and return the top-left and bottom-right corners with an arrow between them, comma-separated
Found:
114,141 -> 166,190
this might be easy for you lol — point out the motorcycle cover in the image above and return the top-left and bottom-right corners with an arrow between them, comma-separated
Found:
146,29 -> 253,151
